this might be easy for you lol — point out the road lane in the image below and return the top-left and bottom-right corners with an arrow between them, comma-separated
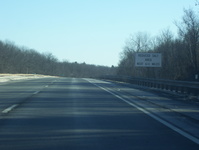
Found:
0,78 -> 57,112
0,78 -> 198,150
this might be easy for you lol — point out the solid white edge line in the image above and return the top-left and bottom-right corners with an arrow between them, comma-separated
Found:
2,104 -> 18,114
89,81 -> 199,145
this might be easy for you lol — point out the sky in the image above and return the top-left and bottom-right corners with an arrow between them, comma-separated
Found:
0,0 -> 197,67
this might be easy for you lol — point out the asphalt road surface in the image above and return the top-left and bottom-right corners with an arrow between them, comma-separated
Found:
0,77 -> 198,150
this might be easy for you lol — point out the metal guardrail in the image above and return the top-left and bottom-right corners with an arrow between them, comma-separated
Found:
100,76 -> 199,97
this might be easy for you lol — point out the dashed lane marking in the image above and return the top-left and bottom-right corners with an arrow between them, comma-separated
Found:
2,104 -> 18,114
33,91 -> 40,95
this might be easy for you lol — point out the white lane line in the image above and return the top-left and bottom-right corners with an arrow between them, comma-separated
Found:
90,82 -> 199,145
2,104 -> 18,114
1,90 -> 41,114
33,91 -> 40,95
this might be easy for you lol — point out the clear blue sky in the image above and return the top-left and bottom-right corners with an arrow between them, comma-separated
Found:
0,0 -> 197,66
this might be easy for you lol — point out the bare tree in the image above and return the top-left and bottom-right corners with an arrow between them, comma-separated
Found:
125,32 -> 152,52
176,8 -> 199,78
117,32 -> 153,77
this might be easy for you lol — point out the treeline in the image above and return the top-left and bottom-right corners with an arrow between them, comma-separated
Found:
2,8 -> 199,81
117,9 -> 199,81
0,40 -> 115,77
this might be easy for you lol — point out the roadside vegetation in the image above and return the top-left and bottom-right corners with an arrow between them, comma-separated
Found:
117,8 -> 199,81
0,40 -> 116,78
1,8 -> 199,80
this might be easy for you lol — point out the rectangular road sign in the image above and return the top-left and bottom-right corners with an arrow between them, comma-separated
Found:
135,53 -> 162,67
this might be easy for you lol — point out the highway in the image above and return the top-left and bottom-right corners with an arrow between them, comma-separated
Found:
0,77 -> 199,150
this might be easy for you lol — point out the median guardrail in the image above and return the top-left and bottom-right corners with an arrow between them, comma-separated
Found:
100,75 -> 199,98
